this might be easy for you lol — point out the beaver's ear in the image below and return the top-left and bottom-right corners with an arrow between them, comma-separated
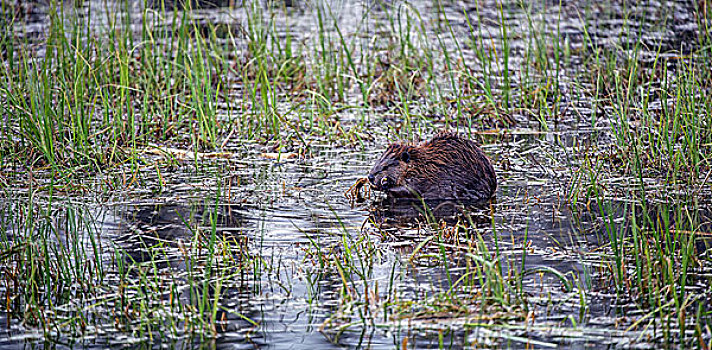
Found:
400,151 -> 410,163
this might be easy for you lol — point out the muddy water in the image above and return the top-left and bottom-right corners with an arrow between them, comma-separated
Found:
2,0 -> 712,348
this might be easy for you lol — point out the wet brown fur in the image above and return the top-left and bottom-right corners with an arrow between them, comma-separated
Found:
368,132 -> 497,201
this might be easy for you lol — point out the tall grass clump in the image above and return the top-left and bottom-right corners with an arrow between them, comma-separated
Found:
0,197 -> 106,335
318,207 -> 578,344
564,5 -> 712,344
0,190 -> 255,343
0,0 -> 230,175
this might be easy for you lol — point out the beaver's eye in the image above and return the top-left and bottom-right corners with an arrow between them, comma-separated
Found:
400,151 -> 410,163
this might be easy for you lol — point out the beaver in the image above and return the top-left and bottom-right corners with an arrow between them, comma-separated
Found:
367,132 -> 496,201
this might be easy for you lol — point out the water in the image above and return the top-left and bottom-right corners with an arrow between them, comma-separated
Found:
1,0 -> 711,348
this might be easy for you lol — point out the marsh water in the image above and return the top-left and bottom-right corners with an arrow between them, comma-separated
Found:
1,0 -> 711,348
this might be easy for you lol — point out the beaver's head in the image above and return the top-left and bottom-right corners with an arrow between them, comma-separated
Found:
367,143 -> 415,196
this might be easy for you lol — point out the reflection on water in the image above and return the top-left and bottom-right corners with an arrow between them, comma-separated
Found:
367,198 -> 494,229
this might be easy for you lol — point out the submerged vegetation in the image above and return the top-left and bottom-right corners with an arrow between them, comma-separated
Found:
0,0 -> 711,348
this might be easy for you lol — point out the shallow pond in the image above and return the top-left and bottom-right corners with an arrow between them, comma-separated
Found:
1,0 -> 711,348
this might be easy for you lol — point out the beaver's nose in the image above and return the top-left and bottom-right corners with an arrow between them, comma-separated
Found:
367,174 -> 375,185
